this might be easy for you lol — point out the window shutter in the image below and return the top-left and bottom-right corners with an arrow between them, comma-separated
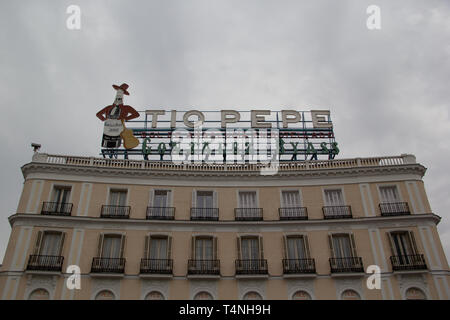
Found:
120,234 -> 126,258
191,236 -> 196,259
283,236 -> 288,259
168,190 -> 173,207
213,191 -> 218,208
350,234 -> 358,257
58,232 -> 66,256
259,236 -> 264,259
237,237 -> 241,260
97,234 -> 104,257
408,231 -> 418,254
148,189 -> 154,207
304,235 -> 311,258
144,235 -> 150,259
328,234 -> 335,258
192,190 -> 197,208
213,236 -> 218,260
168,236 -> 173,259
33,231 -> 43,255
386,232 -> 395,255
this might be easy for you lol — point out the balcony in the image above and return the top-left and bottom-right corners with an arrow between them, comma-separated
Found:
379,202 -> 410,216
323,206 -> 352,219
26,255 -> 64,272
390,254 -> 427,271
146,207 -> 175,220
100,205 -> 130,219
282,259 -> 316,274
140,259 -> 173,275
190,208 -> 219,221
329,257 -> 364,274
188,260 -> 220,276
234,208 -> 263,221
41,202 -> 72,216
279,207 -> 308,220
235,259 -> 268,276
91,257 -> 125,274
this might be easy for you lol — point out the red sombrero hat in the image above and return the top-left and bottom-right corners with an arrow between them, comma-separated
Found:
112,83 -> 130,95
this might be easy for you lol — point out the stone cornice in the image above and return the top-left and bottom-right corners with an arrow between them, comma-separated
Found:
8,213 -> 441,231
21,162 -> 426,182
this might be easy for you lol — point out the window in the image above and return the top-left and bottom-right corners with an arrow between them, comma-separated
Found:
389,231 -> 417,257
243,291 -> 262,300
341,289 -> 361,300
145,291 -> 164,300
109,190 -> 127,206
148,236 -> 169,260
405,287 -> 426,300
194,237 -> 214,260
285,236 -> 309,260
281,190 -> 301,208
239,236 -> 263,260
329,234 -> 356,258
292,290 -> 312,300
324,189 -> 344,206
52,186 -> 71,204
239,191 -> 257,208
28,288 -> 50,300
153,190 -> 170,207
379,186 -> 400,203
34,231 -> 64,256
95,290 -> 115,300
196,191 -> 214,208
194,291 -> 213,300
99,234 -> 124,258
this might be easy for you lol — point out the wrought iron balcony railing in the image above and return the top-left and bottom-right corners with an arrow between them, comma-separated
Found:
279,207 -> 308,220
190,208 -> 219,221
91,257 -> 125,273
100,205 -> 130,219
234,208 -> 263,221
323,206 -> 352,219
188,259 -> 220,275
140,258 -> 173,274
235,259 -> 268,275
26,255 -> 64,272
329,257 -> 364,273
146,207 -> 175,220
390,254 -> 427,271
379,202 -> 411,216
41,202 -> 72,216
282,258 -> 316,274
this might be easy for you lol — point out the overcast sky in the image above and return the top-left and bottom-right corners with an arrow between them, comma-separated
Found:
0,0 -> 449,265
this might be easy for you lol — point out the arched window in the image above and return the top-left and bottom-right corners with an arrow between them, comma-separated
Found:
28,288 -> 50,300
405,287 -> 426,300
243,291 -> 262,300
194,291 -> 213,300
95,290 -> 115,300
145,291 -> 164,300
292,290 -> 312,300
341,289 -> 361,300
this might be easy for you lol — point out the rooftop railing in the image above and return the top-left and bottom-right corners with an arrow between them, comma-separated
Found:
31,153 -> 417,173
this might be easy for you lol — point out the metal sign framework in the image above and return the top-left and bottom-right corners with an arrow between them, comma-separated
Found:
100,110 -> 339,161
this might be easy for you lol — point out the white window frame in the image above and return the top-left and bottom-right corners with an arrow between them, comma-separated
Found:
322,187 -> 347,207
279,188 -> 303,208
377,183 -> 403,203
106,187 -> 130,206
236,190 -> 259,209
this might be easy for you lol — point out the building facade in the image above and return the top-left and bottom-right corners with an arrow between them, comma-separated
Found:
0,152 -> 449,300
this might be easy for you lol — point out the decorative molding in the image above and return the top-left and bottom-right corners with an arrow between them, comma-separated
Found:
237,279 -> 266,300
286,278 -> 315,300
334,277 -> 365,300
189,279 -> 218,300
25,274 -> 58,300
141,279 -> 170,300
90,278 -> 122,300
396,273 -> 430,300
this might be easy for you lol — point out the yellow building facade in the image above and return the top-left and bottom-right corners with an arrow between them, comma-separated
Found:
0,152 -> 449,300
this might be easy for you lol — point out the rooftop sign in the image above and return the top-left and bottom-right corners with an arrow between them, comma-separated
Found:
96,84 -> 339,166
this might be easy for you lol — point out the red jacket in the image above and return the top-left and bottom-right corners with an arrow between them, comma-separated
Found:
96,104 -> 140,121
